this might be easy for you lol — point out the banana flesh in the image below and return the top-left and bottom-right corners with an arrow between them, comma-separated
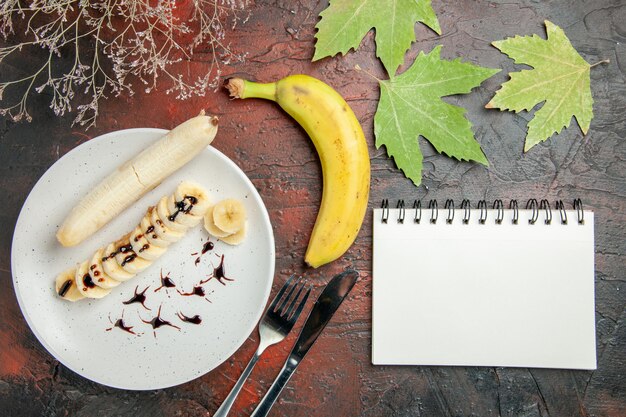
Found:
55,268 -> 84,302
56,113 -> 218,247
75,260 -> 111,299
203,198 -> 248,245
55,182 -> 210,302
227,75 -> 370,267
89,249 -> 121,289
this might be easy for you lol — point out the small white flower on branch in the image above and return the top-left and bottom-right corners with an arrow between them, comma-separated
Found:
0,0 -> 250,128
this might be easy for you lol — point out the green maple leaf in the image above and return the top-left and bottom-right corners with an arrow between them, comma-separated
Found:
374,46 -> 499,186
313,0 -> 441,77
486,20 -> 593,152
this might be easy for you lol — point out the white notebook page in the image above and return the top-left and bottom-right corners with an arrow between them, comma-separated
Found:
372,208 -> 596,369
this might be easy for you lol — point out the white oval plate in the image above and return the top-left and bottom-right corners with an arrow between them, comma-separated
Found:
11,128 -> 274,390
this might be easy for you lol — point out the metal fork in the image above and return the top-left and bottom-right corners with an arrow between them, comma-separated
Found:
213,275 -> 310,417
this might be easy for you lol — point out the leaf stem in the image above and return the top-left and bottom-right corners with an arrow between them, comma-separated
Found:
590,59 -> 610,68
354,64 -> 382,82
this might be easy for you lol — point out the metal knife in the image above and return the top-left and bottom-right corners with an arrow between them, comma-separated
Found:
249,269 -> 359,417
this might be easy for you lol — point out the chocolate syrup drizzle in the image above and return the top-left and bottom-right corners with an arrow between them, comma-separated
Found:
200,254 -> 233,286
81,273 -> 95,291
106,311 -> 138,335
89,263 -> 101,280
176,285 -> 211,302
154,269 -> 176,292
123,285 -> 151,310
141,305 -> 180,338
101,243 -> 133,263
58,280 -> 72,297
202,240 -> 214,254
177,311 -> 202,325
168,196 -> 198,221
193,238 -> 214,266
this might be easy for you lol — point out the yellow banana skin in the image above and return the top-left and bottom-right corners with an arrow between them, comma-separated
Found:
228,75 -> 370,268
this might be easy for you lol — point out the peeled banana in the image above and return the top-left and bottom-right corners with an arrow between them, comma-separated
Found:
56,113 -> 219,247
55,182 -> 210,302
227,75 -> 370,267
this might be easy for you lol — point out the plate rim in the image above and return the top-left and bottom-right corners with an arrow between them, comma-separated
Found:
11,127 -> 275,390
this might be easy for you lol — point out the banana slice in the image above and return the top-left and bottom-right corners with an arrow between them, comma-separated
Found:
213,199 -> 246,234
203,205 -> 232,238
114,237 -> 151,275
141,208 -> 170,248
130,225 -> 166,261
156,196 -> 188,233
167,195 -> 202,227
174,181 -> 211,216
55,268 -> 85,301
221,221 -> 248,245
102,242 -> 135,282
89,249 -> 121,289
150,206 -> 184,243
75,261 -> 111,299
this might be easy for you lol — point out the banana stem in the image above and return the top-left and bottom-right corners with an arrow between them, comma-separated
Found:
226,78 -> 277,102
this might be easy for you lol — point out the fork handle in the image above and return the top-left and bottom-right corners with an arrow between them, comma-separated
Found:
213,349 -> 262,417
249,356 -> 299,417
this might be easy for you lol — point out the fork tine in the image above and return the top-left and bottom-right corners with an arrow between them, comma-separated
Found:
288,285 -> 311,323
275,276 -> 302,314
268,274 -> 295,311
282,281 -> 306,319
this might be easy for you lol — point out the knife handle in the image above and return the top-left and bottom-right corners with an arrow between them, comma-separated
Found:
250,356 -> 299,417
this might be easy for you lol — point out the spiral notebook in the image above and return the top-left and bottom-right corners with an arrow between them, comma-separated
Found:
372,199 -> 596,370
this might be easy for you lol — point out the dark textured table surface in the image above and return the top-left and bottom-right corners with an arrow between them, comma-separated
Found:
1,1 -> 625,416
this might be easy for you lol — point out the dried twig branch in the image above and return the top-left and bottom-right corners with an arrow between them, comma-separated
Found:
0,0 -> 249,128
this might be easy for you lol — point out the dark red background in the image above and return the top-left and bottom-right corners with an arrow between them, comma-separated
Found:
1,1 -> 625,416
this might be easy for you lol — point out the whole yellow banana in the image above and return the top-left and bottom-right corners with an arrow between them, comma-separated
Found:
227,75 -> 370,268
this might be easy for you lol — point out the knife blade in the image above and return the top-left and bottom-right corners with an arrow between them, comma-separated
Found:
249,269 -> 359,417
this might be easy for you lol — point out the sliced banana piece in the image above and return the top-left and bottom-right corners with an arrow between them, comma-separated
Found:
151,206 -> 184,243
156,196 -> 188,233
141,208 -> 170,248
174,181 -> 211,216
213,199 -> 247,234
203,205 -> 232,238
75,261 -> 111,299
114,238 -> 151,275
130,225 -> 166,261
89,249 -> 121,289
102,242 -> 135,282
221,221 -> 248,245
55,268 -> 85,302
167,195 -> 203,227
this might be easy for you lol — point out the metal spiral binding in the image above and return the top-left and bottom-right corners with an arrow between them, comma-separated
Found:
539,199 -> 552,224
555,200 -> 567,224
477,200 -> 488,224
429,200 -> 438,224
461,199 -> 471,224
381,199 -> 389,223
379,199 -> 583,225
526,198 -> 539,224
445,199 -> 455,224
413,200 -> 422,224
396,200 -> 405,223
509,200 -> 519,224
493,199 -> 504,224
574,198 -> 584,224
